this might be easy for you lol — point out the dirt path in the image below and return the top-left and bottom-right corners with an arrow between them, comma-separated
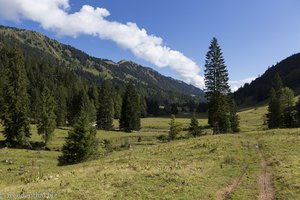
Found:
257,144 -> 275,200
216,165 -> 248,200
217,142 -> 275,200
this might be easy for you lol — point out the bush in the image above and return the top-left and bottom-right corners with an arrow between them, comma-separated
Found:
157,134 -> 169,142
103,139 -> 113,153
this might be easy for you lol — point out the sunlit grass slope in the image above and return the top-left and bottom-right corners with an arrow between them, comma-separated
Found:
0,106 -> 300,199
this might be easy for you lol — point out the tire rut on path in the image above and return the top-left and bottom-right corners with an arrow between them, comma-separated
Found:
257,144 -> 275,200
216,165 -> 248,200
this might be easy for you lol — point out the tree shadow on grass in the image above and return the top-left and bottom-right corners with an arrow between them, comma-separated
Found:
0,140 -> 50,151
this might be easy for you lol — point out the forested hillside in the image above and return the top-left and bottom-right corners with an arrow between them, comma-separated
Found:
234,53 -> 300,105
0,25 -> 204,102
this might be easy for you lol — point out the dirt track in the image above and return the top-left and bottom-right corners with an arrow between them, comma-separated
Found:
216,143 -> 275,200
257,144 -> 274,200
216,165 -> 248,200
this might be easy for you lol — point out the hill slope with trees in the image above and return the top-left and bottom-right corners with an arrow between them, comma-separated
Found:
0,25 -> 204,102
234,53 -> 300,105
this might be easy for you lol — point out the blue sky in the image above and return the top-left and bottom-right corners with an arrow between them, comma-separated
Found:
0,0 -> 300,90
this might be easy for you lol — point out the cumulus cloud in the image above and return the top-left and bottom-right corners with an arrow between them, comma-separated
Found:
0,0 -> 205,88
229,77 -> 256,92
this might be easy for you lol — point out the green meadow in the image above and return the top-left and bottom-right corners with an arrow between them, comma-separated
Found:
0,105 -> 300,199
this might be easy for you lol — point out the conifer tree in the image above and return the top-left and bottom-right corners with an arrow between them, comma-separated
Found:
187,100 -> 197,112
0,52 -> 7,119
80,90 -> 97,123
1,49 -> 31,146
113,92 -> 122,119
267,74 -> 284,128
281,87 -> 294,108
97,80 -> 114,130
58,113 -> 98,165
170,103 -> 179,115
169,115 -> 181,140
281,87 -> 296,127
37,86 -> 57,146
67,82 -> 85,125
267,74 -> 295,128
55,86 -> 67,126
119,81 -> 141,132
296,97 -> 300,126
68,90 -> 96,125
189,114 -> 201,137
229,99 -> 240,132
283,106 -> 297,128
204,38 -> 230,97
88,85 -> 99,106
210,95 -> 231,133
147,99 -> 160,116
29,87 -> 41,123
204,37 -> 233,134
267,88 -> 281,128
140,96 -> 148,118
273,72 -> 283,92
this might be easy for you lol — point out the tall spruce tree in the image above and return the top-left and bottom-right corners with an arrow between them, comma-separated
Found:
1,49 -> 31,146
119,81 -> 141,132
37,86 -> 57,146
96,80 -> 114,130
204,37 -> 233,134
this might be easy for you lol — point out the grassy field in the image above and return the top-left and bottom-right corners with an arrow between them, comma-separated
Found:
0,107 -> 300,199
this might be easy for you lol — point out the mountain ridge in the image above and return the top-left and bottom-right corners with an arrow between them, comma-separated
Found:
0,25 -> 204,100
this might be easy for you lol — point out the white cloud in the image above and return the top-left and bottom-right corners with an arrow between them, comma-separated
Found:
0,0 -> 205,88
229,77 -> 256,92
